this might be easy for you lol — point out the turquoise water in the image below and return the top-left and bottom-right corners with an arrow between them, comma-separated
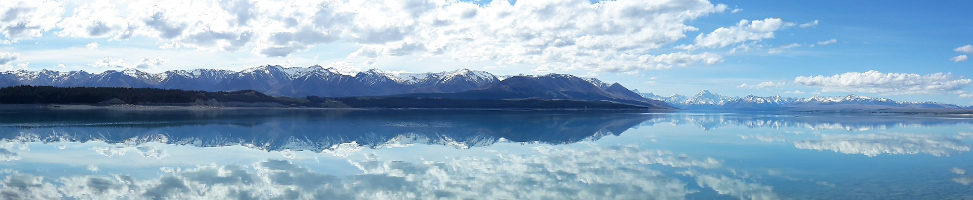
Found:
1,109 -> 972,199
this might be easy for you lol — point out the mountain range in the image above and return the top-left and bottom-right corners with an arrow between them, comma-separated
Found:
0,65 -> 666,108
2,65 -> 969,112
639,90 -> 971,111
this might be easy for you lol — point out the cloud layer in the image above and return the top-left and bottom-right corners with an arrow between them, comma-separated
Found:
793,70 -> 972,95
0,0 -> 801,73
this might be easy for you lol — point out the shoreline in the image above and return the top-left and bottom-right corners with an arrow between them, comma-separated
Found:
0,104 -> 968,116
0,104 -> 673,112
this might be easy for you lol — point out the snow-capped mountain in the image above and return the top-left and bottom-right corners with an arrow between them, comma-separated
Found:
640,90 -> 968,111
0,65 -> 505,97
407,73 -> 670,108
0,66 -> 656,106
684,90 -> 738,105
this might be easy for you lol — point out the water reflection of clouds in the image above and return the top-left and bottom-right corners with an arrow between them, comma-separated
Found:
793,133 -> 972,157
2,111 -> 972,198
0,141 -> 785,200
646,113 -> 973,132
953,167 -> 973,186
694,174 -> 780,200
0,148 -> 19,161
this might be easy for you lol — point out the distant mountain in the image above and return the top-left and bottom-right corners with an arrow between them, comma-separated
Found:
640,90 -> 970,112
0,66 -> 502,97
406,74 -> 670,108
0,66 -> 670,109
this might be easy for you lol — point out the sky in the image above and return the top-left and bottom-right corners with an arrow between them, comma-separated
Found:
0,0 -> 971,105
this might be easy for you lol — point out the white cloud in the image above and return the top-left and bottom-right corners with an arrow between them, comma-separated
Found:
685,18 -> 785,49
815,39 -> 837,46
2,0 -> 758,74
798,20 -> 819,28
730,8 -> 743,13
89,56 -> 169,70
956,91 -> 973,98
755,81 -> 786,88
794,70 -> 973,95
86,42 -> 99,49
951,55 -> 968,62
0,0 -> 63,41
92,57 -> 128,69
767,43 -> 800,54
136,57 -> 168,69
0,51 -> 18,65
955,44 -> 973,54
738,81 -> 786,89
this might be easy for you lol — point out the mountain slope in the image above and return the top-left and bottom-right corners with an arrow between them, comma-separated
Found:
408,74 -> 671,109
0,66 -> 667,108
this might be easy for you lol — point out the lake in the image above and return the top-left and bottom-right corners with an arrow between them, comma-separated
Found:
1,109 -> 972,199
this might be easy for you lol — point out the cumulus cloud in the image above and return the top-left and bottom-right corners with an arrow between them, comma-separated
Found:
6,0 -> 765,73
951,55 -> 968,62
793,133 -> 972,157
0,0 -> 63,41
0,51 -> 18,65
685,18 -> 785,50
956,45 -> 973,54
794,70 -> 972,95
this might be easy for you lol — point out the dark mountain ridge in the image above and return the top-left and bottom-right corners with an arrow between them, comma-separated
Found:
0,66 -> 671,109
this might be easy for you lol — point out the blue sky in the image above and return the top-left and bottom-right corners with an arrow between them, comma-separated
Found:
0,0 -> 971,104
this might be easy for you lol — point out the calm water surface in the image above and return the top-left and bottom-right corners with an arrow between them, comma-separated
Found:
1,109 -> 972,199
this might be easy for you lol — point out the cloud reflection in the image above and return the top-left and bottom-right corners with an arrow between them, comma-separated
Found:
0,141 -> 783,200
793,133 -> 971,157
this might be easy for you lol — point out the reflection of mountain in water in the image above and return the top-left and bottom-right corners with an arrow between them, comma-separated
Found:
0,110 -> 651,151
3,110 -> 972,151
646,113 -> 973,131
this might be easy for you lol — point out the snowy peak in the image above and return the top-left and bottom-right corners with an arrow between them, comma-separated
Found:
0,66 -> 508,98
583,77 -> 610,89
388,68 -> 498,86
639,89 -> 967,111
686,90 -> 737,105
